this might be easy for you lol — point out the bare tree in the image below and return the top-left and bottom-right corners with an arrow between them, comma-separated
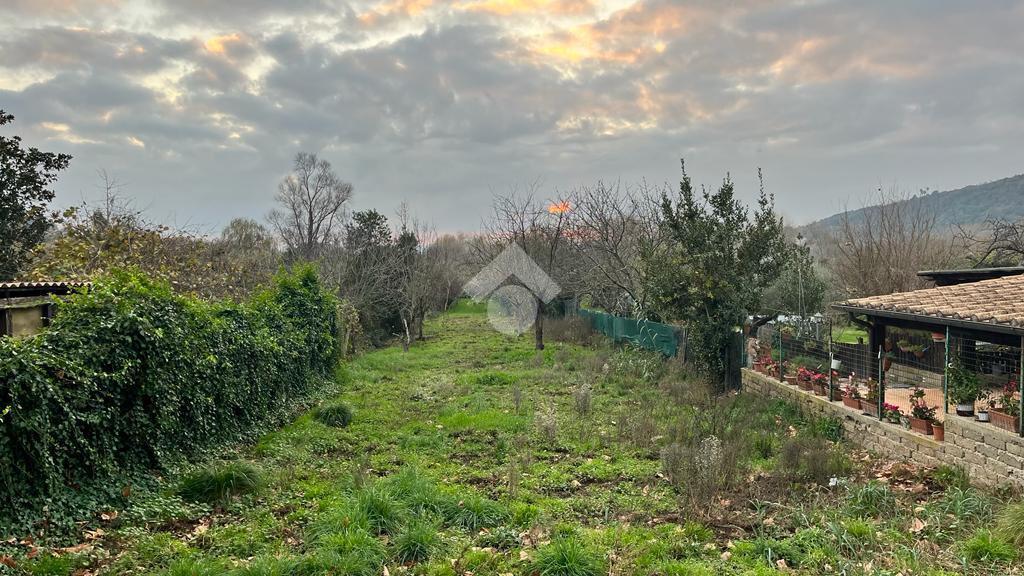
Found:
477,183 -> 571,350
956,217 -> 1024,267
566,179 -> 668,318
268,152 -> 352,261
825,187 -> 955,297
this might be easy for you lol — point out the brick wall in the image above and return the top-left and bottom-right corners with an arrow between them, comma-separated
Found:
742,368 -> 1024,488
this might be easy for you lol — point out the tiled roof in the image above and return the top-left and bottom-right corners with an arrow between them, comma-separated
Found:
835,274 -> 1024,330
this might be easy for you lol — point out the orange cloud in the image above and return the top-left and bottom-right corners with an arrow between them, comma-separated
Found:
204,33 -> 242,55
358,0 -> 435,26
458,0 -> 596,17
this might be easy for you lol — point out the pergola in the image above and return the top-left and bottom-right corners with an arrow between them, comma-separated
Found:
833,270 -> 1024,435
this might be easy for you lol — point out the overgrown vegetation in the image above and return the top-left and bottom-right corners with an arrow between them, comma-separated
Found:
0,266 -> 338,535
4,306 -> 1022,575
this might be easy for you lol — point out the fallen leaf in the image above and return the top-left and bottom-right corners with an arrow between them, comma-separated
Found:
910,518 -> 926,533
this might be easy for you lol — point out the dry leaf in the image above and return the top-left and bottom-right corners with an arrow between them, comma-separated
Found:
910,518 -> 926,533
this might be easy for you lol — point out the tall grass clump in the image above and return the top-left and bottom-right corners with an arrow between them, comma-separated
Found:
356,485 -> 407,535
995,501 -> 1024,547
177,461 -> 263,506
845,481 -> 897,518
314,402 -> 353,428
393,518 -> 441,563
532,536 -> 605,576
958,529 -> 1016,564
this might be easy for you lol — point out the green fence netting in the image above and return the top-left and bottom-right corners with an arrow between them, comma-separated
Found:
577,308 -> 680,357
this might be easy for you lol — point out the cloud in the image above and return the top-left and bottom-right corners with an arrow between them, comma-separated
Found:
0,0 -> 1022,233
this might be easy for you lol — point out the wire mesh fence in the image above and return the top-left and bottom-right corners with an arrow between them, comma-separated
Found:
749,313 -> 1024,439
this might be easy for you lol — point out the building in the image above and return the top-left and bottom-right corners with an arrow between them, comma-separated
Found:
0,281 -> 87,337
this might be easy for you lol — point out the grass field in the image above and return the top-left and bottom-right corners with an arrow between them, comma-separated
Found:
10,304 -> 1023,575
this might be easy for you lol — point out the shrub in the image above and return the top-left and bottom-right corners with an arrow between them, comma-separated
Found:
532,536 -> 604,576
0,266 -> 339,532
315,403 -> 353,428
393,518 -> 441,563
995,501 -> 1024,547
177,461 -> 263,506
959,529 -> 1016,564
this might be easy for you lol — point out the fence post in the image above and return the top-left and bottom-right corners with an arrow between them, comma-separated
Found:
828,317 -> 834,401
877,347 -> 885,421
943,327 -> 950,416
1019,336 -> 1023,438
778,325 -> 784,381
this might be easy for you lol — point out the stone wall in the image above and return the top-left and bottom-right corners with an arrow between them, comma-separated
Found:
742,368 -> 1024,488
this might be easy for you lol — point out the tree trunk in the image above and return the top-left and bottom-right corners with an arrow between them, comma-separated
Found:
534,297 -> 545,350
402,317 -> 411,352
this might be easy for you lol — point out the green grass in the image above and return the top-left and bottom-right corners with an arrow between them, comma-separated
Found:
11,305 -> 1021,576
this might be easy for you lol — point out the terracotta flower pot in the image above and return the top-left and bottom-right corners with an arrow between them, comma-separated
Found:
990,409 -> 1020,434
784,375 -> 798,386
812,382 -> 827,396
798,380 -> 813,391
908,416 -> 933,435
842,397 -> 861,409
860,399 -> 880,418
932,423 -> 944,442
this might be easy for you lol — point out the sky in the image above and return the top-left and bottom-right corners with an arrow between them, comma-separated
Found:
2,0 -> 1023,235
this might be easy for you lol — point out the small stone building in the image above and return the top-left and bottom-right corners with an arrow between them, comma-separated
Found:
0,281 -> 86,337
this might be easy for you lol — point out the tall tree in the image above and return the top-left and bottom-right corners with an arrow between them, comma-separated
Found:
649,161 -> 788,384
0,110 -> 71,279
268,152 -> 352,261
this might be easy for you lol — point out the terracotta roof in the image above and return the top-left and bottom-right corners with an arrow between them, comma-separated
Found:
835,274 -> 1024,332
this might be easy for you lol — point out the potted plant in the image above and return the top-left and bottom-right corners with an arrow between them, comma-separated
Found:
883,403 -> 904,424
977,404 -> 991,423
908,386 -> 937,435
828,371 -> 843,401
990,380 -> 1021,434
932,419 -> 944,442
861,380 -> 880,417
783,362 -> 798,385
947,359 -> 982,417
842,382 -> 862,409
931,331 -> 946,343
811,371 -> 828,396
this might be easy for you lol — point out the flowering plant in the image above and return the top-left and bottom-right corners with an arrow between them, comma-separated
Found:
811,372 -> 828,386
997,380 -> 1020,417
909,386 -> 938,422
883,402 -> 903,423
797,367 -> 814,382
843,382 -> 861,399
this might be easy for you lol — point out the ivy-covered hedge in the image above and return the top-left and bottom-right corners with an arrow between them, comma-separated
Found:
0,266 -> 338,533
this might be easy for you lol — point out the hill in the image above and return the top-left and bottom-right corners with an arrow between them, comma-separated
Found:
810,173 -> 1024,231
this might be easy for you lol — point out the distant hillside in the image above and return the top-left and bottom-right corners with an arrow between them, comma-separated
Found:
810,173 -> 1024,231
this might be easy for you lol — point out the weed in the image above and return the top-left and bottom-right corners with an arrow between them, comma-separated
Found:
536,403 -> 558,444
845,481 -> 896,517
995,500 -> 1024,547
393,518 -> 441,563
958,529 -> 1016,564
932,464 -> 970,490
476,525 -> 522,550
807,416 -> 844,442
779,437 -> 850,484
572,380 -> 593,418
533,536 -> 605,576
934,486 -> 992,522
512,384 -> 523,413
314,402 -> 353,428
178,461 -> 263,506
750,432 -> 778,460
473,371 -> 516,387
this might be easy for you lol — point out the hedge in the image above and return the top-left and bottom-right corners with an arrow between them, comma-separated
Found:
0,266 -> 339,533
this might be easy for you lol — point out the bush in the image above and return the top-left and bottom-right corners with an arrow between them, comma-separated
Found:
995,501 -> 1024,547
532,536 -> 604,576
177,461 -> 263,506
0,266 -> 339,533
315,403 -> 353,428
932,464 -> 970,490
